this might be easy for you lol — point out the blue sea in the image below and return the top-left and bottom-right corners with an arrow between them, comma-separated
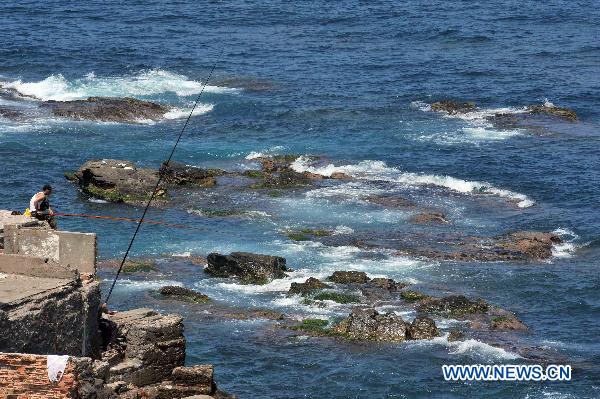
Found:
1,1 -> 599,398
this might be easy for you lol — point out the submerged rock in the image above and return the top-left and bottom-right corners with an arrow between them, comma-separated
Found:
158,286 -> 210,303
365,195 -> 415,209
288,277 -> 331,296
490,314 -> 528,331
410,212 -> 449,225
416,295 -> 489,316
0,106 -> 25,120
205,252 -> 289,284
250,169 -> 313,189
327,271 -> 370,284
41,96 -> 170,123
430,100 -> 477,115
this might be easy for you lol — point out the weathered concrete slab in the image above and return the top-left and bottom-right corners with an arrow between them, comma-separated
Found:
4,224 -> 96,274
0,273 -> 73,306
0,253 -> 78,279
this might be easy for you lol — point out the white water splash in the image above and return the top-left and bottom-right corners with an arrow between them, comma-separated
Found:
2,69 -> 238,101
292,158 -> 535,208
551,228 -> 579,258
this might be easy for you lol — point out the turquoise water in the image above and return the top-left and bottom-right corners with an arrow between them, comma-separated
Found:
1,1 -> 599,397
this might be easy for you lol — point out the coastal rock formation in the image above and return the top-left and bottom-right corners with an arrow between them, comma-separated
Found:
405,231 -> 561,262
288,277 -> 331,296
333,308 -> 439,342
327,271 -> 370,284
416,295 -> 489,316
430,100 -> 477,114
365,195 -> 415,209
525,104 -> 578,121
160,161 -> 224,187
206,252 -> 289,284
69,159 -> 225,204
41,96 -> 170,123
71,159 -> 165,204
158,286 -> 210,303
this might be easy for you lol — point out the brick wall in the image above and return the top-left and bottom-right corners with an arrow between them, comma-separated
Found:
0,353 -> 77,399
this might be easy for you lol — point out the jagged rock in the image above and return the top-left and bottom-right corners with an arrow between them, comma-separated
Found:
288,277 -> 331,296
360,278 -> 405,301
410,212 -> 449,225
526,104 -> 577,121
160,161 -> 224,187
400,290 -> 431,302
158,286 -> 210,303
490,314 -> 528,331
327,271 -> 370,284
492,231 -> 562,260
205,252 -> 289,284
365,195 -> 415,209
330,172 -> 352,180
430,100 -> 477,114
0,106 -> 25,120
41,96 -> 170,123
334,308 -> 408,342
416,295 -> 489,316
70,159 -> 166,204
407,316 -> 439,339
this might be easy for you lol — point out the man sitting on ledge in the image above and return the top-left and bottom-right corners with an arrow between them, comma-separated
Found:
29,184 -> 57,229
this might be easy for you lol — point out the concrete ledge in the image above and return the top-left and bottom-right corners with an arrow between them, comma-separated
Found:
4,224 -> 96,275
0,254 -> 79,280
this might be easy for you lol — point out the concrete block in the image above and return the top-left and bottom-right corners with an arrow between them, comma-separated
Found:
0,254 -> 78,280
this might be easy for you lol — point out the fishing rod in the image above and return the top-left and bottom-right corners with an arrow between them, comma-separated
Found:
104,49 -> 224,305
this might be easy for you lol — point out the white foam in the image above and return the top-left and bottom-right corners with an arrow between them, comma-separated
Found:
293,158 -> 535,208
3,70 -> 237,101
163,104 -> 214,119
245,146 -> 287,160
415,335 -> 521,361
551,228 -> 579,258
333,225 -> 354,235
115,279 -> 183,290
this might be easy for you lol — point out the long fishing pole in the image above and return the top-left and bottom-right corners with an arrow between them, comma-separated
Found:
104,50 -> 223,305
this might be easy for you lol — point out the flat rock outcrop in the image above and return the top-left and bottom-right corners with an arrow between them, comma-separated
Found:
206,252 -> 289,284
288,277 -> 331,296
416,295 -> 489,316
41,96 -> 170,123
69,159 -> 225,204
430,100 -> 477,114
158,286 -> 210,303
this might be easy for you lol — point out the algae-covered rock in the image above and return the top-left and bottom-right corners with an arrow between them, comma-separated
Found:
327,271 -> 370,284
407,316 -> 439,340
158,286 -> 210,303
160,161 -> 223,187
430,100 -> 477,115
416,295 -> 489,316
288,277 -> 331,296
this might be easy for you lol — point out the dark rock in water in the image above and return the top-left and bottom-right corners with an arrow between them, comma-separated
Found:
160,161 -> 223,187
526,104 -> 578,121
205,252 -> 289,284
330,172 -> 352,180
430,100 -> 477,115
369,278 -> 404,291
70,159 -> 166,204
360,278 -> 406,301
416,295 -> 489,316
493,231 -> 562,260
490,314 -> 528,331
407,316 -> 439,340
447,330 -> 464,342
288,277 -> 331,296
0,106 -> 25,120
254,155 -> 303,173
327,271 -> 370,284
365,195 -> 415,209
158,286 -> 210,303
250,169 -> 313,189
410,212 -> 449,225
41,96 -> 170,123
334,308 -> 408,342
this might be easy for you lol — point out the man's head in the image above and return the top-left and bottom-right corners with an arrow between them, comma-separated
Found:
42,184 -> 52,196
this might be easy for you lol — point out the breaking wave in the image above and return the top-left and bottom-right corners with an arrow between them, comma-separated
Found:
2,69 -> 238,101
292,158 -> 535,208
